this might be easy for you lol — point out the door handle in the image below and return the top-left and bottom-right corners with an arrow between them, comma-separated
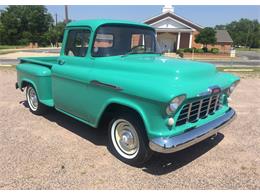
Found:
57,59 -> 65,65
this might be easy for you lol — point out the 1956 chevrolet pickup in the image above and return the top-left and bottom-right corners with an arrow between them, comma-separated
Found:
15,19 -> 239,166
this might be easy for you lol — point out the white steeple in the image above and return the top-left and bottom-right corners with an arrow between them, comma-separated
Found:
162,5 -> 174,13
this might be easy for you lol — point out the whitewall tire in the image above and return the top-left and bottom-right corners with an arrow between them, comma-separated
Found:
108,112 -> 152,166
26,85 -> 48,115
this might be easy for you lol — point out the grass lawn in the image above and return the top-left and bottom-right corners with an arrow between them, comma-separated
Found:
217,67 -> 260,78
217,67 -> 260,72
0,50 -> 18,55
236,48 -> 260,52
0,45 -> 26,50
0,45 -> 27,55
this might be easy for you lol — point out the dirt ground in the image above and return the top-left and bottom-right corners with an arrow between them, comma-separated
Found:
0,67 -> 259,189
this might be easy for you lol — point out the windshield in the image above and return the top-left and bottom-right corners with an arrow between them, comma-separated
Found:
92,25 -> 161,57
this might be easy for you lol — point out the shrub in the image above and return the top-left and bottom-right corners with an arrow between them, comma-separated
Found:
183,48 -> 192,53
18,38 -> 30,45
195,48 -> 204,53
176,49 -> 184,57
176,48 -> 184,54
202,47 -> 208,53
211,48 -> 219,54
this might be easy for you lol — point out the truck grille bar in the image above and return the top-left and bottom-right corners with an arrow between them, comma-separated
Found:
176,94 -> 221,126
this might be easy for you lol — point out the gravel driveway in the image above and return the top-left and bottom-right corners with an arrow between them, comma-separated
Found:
0,68 -> 259,189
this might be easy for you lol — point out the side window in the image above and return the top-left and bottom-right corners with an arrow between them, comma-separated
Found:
65,29 -> 90,57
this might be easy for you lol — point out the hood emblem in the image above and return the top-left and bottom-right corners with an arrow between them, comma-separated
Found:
198,86 -> 221,97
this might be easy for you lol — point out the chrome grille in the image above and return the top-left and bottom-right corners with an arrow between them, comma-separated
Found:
176,94 -> 221,126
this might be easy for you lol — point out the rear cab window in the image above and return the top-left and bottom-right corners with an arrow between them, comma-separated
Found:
64,29 -> 91,57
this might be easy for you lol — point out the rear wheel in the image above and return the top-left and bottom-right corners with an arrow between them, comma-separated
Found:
108,112 -> 152,166
26,85 -> 48,115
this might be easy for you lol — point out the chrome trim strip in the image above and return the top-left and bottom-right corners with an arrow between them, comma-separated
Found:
186,103 -> 192,122
176,94 -> 222,126
206,96 -> 213,116
196,99 -> 203,120
214,94 -> 220,112
90,80 -> 122,91
149,108 -> 236,153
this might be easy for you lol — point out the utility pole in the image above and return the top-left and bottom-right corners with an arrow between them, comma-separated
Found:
64,5 -> 69,24
245,26 -> 250,48
55,13 -> 58,26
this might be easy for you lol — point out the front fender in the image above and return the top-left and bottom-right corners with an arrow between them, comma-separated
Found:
96,95 -> 169,139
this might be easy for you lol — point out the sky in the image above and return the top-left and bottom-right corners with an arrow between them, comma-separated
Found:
0,5 -> 259,27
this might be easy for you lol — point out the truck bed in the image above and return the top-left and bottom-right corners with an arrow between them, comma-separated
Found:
17,56 -> 59,107
19,56 -> 59,67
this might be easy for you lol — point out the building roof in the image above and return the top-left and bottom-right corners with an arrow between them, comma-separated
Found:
216,30 -> 233,43
67,19 -> 153,31
144,11 -> 203,31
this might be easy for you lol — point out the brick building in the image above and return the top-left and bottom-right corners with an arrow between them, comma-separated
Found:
144,5 -> 233,53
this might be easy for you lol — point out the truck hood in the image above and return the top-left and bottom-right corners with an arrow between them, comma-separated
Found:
92,54 -> 239,102
120,54 -> 217,79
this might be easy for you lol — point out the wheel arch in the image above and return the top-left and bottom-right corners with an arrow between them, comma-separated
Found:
97,100 -> 150,137
20,79 -> 38,94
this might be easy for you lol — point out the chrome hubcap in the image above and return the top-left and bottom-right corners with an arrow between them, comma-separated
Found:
27,87 -> 38,110
120,130 -> 135,151
112,119 -> 139,157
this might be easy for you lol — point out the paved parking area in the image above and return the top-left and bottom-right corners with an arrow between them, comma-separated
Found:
0,68 -> 259,189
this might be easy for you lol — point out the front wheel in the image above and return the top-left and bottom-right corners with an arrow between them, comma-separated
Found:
108,113 -> 152,166
26,85 -> 48,115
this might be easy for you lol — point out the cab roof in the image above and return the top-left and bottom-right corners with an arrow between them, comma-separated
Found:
66,19 -> 154,31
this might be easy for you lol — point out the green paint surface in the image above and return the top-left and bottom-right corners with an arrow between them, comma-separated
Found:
16,20 -> 239,139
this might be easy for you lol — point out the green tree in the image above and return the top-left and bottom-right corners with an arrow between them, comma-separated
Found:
215,18 -> 260,48
0,5 -> 53,46
195,27 -> 217,49
0,21 -> 5,44
44,22 -> 66,47
214,24 -> 226,30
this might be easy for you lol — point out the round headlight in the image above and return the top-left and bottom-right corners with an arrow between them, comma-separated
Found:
230,83 -> 236,93
169,102 -> 179,111
166,95 -> 186,115
228,80 -> 240,96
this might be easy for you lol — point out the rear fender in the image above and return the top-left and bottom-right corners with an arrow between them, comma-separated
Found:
16,63 -> 53,106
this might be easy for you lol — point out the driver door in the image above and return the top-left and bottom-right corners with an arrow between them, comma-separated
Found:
52,27 -> 94,122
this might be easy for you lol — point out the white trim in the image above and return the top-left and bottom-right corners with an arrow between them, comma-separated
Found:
143,12 -> 163,23
149,16 -> 196,31
142,35 -> 145,45
156,28 -> 193,33
177,32 -> 181,50
143,12 -> 203,29
189,32 -> 193,48
170,13 -> 204,29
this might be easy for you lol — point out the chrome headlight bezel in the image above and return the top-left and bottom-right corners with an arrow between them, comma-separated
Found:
227,80 -> 240,96
166,95 -> 186,116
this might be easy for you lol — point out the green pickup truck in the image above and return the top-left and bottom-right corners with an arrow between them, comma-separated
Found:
16,19 -> 239,166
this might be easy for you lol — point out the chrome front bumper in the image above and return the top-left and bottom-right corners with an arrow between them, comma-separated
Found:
149,108 -> 236,153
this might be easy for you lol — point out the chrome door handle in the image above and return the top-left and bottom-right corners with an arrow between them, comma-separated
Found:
90,80 -> 122,91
